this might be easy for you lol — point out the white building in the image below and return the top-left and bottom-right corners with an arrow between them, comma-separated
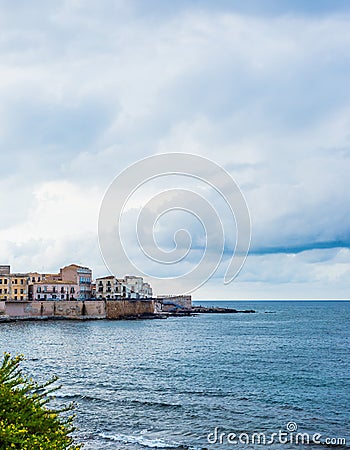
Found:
95,275 -> 153,300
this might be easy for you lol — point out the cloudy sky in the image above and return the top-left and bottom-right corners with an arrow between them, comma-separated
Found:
1,0 -> 350,299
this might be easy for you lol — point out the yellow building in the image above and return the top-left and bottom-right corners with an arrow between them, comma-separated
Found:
0,272 -> 10,301
8,273 -> 29,301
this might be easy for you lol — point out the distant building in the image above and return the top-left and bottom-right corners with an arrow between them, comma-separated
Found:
0,269 -> 10,301
29,264 -> 93,300
9,274 -> 29,301
141,282 -> 153,298
60,264 -> 92,300
95,275 -> 153,300
30,280 -> 78,301
0,266 -> 29,301
28,272 -> 43,283
124,275 -> 153,298
2,275 -> 29,301
1,263 -> 93,302
96,275 -> 117,300
0,265 -> 10,275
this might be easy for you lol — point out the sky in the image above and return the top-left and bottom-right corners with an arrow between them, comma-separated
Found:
0,0 -> 350,299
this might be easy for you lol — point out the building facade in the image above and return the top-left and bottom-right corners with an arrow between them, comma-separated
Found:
30,281 -> 79,301
95,275 -> 153,300
0,266 -> 29,301
1,263 -> 93,302
0,268 -> 10,301
0,265 -> 10,275
60,264 -> 92,300
9,274 -> 29,301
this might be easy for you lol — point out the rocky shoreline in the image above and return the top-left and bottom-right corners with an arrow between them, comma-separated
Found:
191,306 -> 255,314
157,306 -> 256,318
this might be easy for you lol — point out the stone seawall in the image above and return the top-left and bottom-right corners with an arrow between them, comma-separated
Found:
0,300 -> 156,321
106,300 -> 156,319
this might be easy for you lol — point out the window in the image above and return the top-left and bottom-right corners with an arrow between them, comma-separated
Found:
52,294 -> 57,299
37,287 -> 41,293
15,279 -> 18,284
20,296 -> 24,300
14,289 -> 18,294
21,279 -> 24,285
0,289 -> 2,294
14,296 -> 17,300
38,277 -> 41,282
0,279 -> 2,284
32,277 -> 35,282
20,289 -> 24,294
44,294 -> 47,300
4,289 -> 7,294
61,294 -> 64,299
44,286 -> 47,292
70,287 -> 75,293
38,294 -> 40,299
4,279 -> 7,284
53,286 -> 57,293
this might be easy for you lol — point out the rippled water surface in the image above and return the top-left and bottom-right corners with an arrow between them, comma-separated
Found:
0,301 -> 349,449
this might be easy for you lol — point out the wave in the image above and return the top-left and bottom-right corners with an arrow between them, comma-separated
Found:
98,432 -> 203,450
128,399 -> 182,409
53,393 -> 105,403
53,393 -> 181,409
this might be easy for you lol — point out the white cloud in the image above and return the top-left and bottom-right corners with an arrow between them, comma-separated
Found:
0,2 -> 349,298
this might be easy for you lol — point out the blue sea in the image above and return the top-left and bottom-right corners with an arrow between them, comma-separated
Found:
0,301 -> 349,449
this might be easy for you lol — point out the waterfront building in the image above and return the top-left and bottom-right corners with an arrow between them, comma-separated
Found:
28,272 -> 42,283
95,275 -> 153,300
29,280 -> 79,301
124,275 -> 153,298
60,264 -> 92,300
0,265 -> 29,301
96,275 -> 117,300
0,266 -> 29,301
141,282 -> 153,298
8,274 -> 29,301
0,269 -> 10,301
0,265 -> 10,275
0,263 -> 93,302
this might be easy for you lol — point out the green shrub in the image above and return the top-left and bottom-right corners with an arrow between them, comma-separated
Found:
0,353 -> 82,449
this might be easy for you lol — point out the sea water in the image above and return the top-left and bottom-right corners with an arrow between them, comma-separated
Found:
0,301 -> 349,449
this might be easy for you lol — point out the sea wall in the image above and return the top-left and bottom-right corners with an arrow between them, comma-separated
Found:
159,295 -> 192,311
0,301 -> 6,315
2,300 -> 156,320
106,300 -> 156,319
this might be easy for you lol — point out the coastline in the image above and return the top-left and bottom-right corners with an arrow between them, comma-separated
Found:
0,299 -> 255,323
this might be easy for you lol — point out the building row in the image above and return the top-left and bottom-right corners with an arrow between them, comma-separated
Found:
0,264 -> 92,302
95,275 -> 152,300
0,264 -> 153,302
